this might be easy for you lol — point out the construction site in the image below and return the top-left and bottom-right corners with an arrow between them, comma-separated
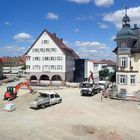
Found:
0,77 -> 140,140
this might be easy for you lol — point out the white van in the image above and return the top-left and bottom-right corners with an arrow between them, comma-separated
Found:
98,81 -> 109,90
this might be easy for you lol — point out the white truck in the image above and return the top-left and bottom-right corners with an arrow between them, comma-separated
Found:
80,82 -> 101,96
29,92 -> 62,109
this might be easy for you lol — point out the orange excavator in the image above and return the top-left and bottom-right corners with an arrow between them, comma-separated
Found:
4,81 -> 34,100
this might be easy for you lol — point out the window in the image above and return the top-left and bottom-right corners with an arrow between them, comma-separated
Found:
57,65 -> 62,70
42,40 -> 49,44
34,49 -> 39,53
43,57 -> 49,61
52,48 -> 56,52
130,75 -> 136,85
119,75 -> 126,84
26,65 -> 30,69
57,57 -> 62,61
121,57 -> 126,67
26,56 -> 31,61
120,41 -> 126,48
51,65 -> 55,70
34,57 -> 40,61
46,48 -> 51,52
51,57 -> 55,60
40,48 -> 45,53
33,65 -> 40,70
130,60 -> 131,67
43,65 -> 50,70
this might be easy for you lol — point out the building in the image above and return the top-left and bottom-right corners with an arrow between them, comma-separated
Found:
91,59 -> 116,73
1,56 -> 26,74
74,59 -> 99,83
113,8 -> 140,96
25,29 -> 79,85
0,58 -> 3,79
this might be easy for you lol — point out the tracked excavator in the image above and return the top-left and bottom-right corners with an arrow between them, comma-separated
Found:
4,81 -> 35,100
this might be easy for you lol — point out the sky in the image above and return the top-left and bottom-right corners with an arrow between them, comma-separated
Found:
0,0 -> 140,60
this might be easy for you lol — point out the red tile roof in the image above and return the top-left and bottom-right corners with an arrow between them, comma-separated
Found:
89,59 -> 116,66
25,29 -> 79,59
1,56 -> 26,66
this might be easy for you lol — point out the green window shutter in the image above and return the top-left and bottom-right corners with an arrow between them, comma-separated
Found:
116,74 -> 119,84
125,75 -> 127,85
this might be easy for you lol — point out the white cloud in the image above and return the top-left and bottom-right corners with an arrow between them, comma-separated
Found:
74,28 -> 80,32
74,40 -> 106,48
46,12 -> 59,20
70,40 -> 115,60
94,0 -> 114,7
68,0 -> 92,4
4,21 -> 12,26
103,6 -> 140,29
97,23 -> 108,29
13,33 -> 33,42
0,45 -> 27,56
76,15 -> 94,20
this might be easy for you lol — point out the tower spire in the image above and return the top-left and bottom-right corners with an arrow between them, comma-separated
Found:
122,5 -> 130,25
125,4 -> 127,15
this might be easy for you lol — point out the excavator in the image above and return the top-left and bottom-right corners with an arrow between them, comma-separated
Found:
4,81 -> 35,100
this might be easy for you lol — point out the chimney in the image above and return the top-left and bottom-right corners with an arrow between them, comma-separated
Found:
134,24 -> 137,29
53,33 -> 56,37
61,38 -> 63,42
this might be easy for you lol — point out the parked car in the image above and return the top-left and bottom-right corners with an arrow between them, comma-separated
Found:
98,81 -> 109,90
29,92 -> 62,109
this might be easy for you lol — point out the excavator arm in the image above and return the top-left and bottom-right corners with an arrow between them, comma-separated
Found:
14,81 -> 34,94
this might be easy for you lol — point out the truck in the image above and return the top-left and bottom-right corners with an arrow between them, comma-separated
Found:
80,82 -> 101,96
29,91 -> 62,109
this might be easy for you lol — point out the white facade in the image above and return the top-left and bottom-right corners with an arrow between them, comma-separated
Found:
25,30 -> 78,84
84,60 -> 99,83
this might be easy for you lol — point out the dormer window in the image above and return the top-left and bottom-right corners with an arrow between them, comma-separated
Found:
120,41 -> 126,48
42,40 -> 49,44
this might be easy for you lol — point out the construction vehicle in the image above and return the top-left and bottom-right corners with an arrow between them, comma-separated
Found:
4,81 -> 34,100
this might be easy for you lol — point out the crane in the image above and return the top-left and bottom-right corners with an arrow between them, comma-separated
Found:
4,81 -> 34,100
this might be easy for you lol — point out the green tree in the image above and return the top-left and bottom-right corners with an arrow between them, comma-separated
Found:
99,69 -> 109,80
109,72 -> 116,83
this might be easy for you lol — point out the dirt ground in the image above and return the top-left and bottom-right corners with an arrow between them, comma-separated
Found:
0,82 -> 140,140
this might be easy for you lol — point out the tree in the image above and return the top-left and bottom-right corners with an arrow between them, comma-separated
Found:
109,72 -> 116,83
99,69 -> 109,80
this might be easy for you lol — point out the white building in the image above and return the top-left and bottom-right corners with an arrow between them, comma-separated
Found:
92,59 -> 116,73
25,29 -> 79,85
85,60 -> 99,83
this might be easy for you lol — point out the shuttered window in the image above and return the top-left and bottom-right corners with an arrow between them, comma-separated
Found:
119,75 -> 127,85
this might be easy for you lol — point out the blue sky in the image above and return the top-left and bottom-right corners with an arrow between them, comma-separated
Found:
0,0 -> 140,60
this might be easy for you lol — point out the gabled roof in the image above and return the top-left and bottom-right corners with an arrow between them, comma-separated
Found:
89,59 -> 116,66
100,59 -> 116,66
24,29 -> 79,59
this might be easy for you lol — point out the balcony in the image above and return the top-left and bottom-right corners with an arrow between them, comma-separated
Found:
120,66 -> 126,71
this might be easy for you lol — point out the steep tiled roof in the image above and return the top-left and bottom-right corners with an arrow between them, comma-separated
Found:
25,29 -> 79,59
